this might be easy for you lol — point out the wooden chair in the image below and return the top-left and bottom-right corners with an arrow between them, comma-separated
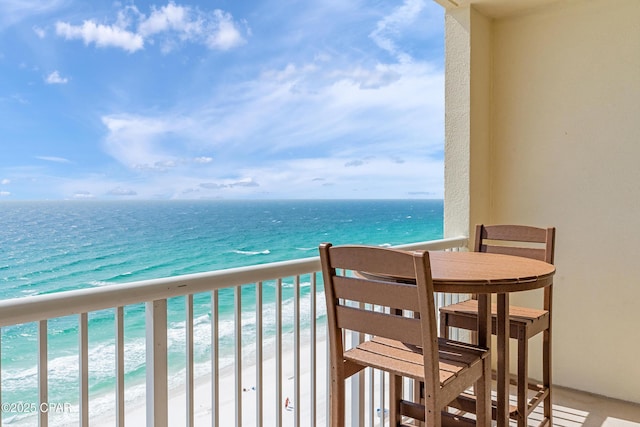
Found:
319,243 -> 491,427
439,224 -> 556,427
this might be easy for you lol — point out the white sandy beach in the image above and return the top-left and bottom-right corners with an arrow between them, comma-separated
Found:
95,335 -> 331,426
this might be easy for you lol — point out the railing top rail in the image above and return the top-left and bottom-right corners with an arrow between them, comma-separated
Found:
0,236 -> 467,327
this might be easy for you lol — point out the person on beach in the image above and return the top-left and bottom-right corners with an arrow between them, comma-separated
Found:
285,397 -> 293,411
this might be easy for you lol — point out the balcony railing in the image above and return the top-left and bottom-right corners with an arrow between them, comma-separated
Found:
0,236 -> 467,427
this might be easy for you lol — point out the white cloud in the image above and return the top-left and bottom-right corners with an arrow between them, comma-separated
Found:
193,157 -> 213,164
55,2 -> 247,53
36,156 -> 71,163
56,20 -> 144,53
199,178 -> 259,191
369,0 -> 426,62
68,1 -> 444,200
33,26 -> 46,38
45,70 -> 68,84
205,10 -> 245,51
73,191 -> 94,199
138,3 -> 192,37
101,114 -> 194,169
0,191 -> 10,197
1,179 -> 10,185
11,94 -> 28,104
107,187 -> 137,196
0,0 -> 64,29
99,58 -> 443,194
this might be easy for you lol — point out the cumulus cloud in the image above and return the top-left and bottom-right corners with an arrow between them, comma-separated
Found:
205,10 -> 245,51
56,20 -> 144,52
45,70 -> 69,84
137,3 -> 191,36
55,2 -> 246,53
84,1 -> 444,200
1,179 -> 10,185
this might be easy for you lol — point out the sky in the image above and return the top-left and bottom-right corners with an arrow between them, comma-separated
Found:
0,0 -> 445,200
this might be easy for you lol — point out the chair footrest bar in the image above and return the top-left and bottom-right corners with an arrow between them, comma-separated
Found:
526,386 -> 550,417
448,392 -> 518,420
489,369 -> 549,393
400,400 -> 477,426
536,417 -> 551,427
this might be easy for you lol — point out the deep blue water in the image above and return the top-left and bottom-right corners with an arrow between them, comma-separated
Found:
0,199 -> 443,424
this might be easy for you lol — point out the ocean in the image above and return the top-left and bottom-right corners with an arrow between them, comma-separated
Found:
0,199 -> 443,425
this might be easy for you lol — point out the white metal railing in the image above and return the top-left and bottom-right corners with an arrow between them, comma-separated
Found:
0,236 -> 468,427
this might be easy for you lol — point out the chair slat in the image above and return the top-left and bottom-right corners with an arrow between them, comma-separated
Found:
336,306 -> 423,346
333,276 -> 420,312
327,245 -> 417,279
481,245 -> 546,261
481,225 -> 548,243
345,346 -> 426,380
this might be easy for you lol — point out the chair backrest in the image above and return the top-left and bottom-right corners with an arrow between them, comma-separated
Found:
474,224 -> 555,264
319,243 -> 439,383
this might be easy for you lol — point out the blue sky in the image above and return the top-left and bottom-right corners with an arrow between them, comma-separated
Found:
0,0 -> 444,200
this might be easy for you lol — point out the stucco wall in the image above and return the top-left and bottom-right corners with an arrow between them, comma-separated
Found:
488,0 -> 640,402
443,7 -> 493,238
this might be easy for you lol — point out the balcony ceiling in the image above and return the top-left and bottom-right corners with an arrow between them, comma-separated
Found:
434,0 -> 563,18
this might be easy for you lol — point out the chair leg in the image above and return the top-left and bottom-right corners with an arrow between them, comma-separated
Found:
475,356 -> 492,427
543,326 -> 552,425
389,374 -> 403,426
439,312 -> 449,339
413,380 -> 425,427
517,327 -> 528,427
331,371 -> 346,427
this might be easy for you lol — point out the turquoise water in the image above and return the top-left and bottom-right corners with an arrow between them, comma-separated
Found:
0,199 -> 442,424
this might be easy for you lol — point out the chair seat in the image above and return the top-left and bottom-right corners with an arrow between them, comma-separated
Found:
439,300 -> 550,339
345,336 -> 490,388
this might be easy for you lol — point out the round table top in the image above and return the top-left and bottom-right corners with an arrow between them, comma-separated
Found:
428,251 -> 555,294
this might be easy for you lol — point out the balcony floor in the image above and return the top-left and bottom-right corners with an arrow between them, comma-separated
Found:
523,386 -> 640,427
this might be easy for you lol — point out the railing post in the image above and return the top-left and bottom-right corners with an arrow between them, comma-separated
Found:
256,282 -> 264,427
146,299 -> 168,427
294,276 -> 301,427
116,307 -> 125,427
234,286 -> 242,427
211,290 -> 220,427
79,313 -> 89,427
186,294 -> 194,427
0,328 -> 2,427
38,320 -> 48,427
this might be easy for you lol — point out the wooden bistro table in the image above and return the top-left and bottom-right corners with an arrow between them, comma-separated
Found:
428,251 -> 556,427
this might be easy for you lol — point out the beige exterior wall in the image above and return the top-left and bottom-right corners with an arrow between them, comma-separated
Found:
443,7 -> 493,238
442,0 -> 640,403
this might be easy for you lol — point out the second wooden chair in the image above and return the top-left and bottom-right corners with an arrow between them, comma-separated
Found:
439,224 -> 556,427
